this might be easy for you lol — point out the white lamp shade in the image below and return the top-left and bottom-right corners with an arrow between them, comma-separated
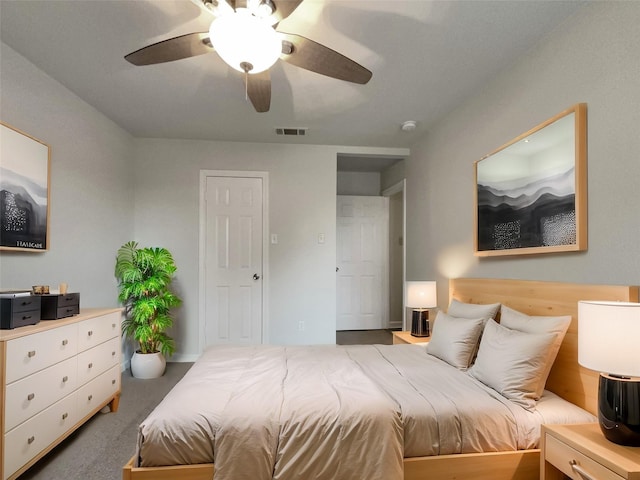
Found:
209,10 -> 282,74
406,281 -> 437,309
578,301 -> 640,377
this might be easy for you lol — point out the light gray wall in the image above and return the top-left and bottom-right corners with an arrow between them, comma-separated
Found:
336,171 -> 381,195
381,160 -> 406,192
0,37 -> 401,360
388,191 -> 404,327
405,2 -> 640,307
133,139 -> 346,359
0,43 -> 134,307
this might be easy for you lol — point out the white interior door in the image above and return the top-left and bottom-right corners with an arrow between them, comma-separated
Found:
203,175 -> 263,345
336,195 -> 389,330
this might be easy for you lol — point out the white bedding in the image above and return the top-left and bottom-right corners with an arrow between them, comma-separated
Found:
136,344 -> 595,480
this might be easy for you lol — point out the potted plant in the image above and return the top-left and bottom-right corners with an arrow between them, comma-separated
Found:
115,241 -> 182,378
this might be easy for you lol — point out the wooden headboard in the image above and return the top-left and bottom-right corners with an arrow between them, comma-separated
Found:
449,278 -> 639,415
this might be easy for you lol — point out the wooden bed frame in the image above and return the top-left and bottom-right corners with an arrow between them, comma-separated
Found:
123,278 -> 639,480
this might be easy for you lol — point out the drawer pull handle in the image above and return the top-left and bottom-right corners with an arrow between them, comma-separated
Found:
569,460 -> 596,480
22,315 -> 32,320
88,394 -> 93,401
62,339 -> 68,346
112,351 -> 116,356
62,412 -> 68,420
28,350 -> 36,358
112,323 -> 116,328
27,436 -> 35,445
88,362 -> 93,369
112,379 -> 116,385
87,331 -> 93,336
62,376 -> 68,382
27,393 -> 35,401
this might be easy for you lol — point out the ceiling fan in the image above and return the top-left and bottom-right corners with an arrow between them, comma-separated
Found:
124,0 -> 372,112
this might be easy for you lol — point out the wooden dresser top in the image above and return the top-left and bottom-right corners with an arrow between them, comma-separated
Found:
0,308 -> 122,342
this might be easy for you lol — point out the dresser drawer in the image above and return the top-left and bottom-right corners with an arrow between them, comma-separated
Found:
56,293 -> 79,308
0,296 -> 41,330
4,393 -> 78,480
545,433 -> 624,480
5,323 -> 78,383
5,356 -> 78,432
53,304 -> 80,319
77,337 -> 120,385
2,296 -> 41,313
40,293 -> 80,320
2,308 -> 40,330
76,365 -> 120,420
77,311 -> 120,352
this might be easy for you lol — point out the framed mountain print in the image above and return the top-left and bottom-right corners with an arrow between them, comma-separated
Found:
0,122 -> 51,251
474,103 -> 587,256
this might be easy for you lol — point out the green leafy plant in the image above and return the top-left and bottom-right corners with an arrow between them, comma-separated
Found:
115,241 -> 182,356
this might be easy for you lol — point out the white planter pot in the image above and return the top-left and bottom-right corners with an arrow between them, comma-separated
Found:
131,351 -> 166,379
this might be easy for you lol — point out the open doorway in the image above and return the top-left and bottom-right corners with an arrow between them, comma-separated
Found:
335,155 -> 406,343
383,180 -> 406,330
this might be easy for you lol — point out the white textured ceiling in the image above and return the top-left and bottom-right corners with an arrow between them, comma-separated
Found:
0,0 -> 587,149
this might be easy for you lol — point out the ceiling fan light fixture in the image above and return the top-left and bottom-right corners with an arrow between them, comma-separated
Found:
202,0 -> 234,17
209,9 -> 281,74
248,0 -> 275,20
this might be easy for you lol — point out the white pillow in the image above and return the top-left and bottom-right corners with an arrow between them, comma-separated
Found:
500,306 -> 571,398
426,311 -> 485,370
468,319 -> 557,410
447,299 -> 501,320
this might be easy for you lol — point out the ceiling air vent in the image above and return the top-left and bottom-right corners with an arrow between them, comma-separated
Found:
276,128 -> 307,136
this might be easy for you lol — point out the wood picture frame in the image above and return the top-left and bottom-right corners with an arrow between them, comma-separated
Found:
474,103 -> 587,256
0,122 -> 51,251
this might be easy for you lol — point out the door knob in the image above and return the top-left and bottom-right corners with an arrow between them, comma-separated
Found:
253,273 -> 261,280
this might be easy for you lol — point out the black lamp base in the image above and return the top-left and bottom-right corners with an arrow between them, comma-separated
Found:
410,309 -> 429,337
598,373 -> 640,446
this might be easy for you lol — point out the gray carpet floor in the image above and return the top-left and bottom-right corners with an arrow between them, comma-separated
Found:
335,328 -> 394,345
17,330 -> 391,480
18,362 -> 193,480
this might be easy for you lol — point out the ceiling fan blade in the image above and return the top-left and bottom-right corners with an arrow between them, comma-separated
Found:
279,33 -> 372,85
271,0 -> 304,24
245,70 -> 271,112
125,32 -> 213,66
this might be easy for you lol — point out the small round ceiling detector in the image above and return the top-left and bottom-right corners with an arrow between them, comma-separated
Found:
401,120 -> 417,132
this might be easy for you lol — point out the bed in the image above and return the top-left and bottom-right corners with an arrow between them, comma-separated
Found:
123,278 -> 639,480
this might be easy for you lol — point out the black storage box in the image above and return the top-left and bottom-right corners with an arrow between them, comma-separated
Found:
0,295 -> 41,329
40,293 -> 80,319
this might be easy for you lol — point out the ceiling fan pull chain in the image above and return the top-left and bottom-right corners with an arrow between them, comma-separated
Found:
240,61 -> 253,102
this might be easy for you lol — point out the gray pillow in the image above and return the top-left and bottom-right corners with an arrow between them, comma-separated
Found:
500,305 -> 571,398
426,311 -> 485,370
468,319 -> 557,410
447,299 -> 500,320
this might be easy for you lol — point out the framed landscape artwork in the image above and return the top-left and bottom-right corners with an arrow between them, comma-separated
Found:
0,122 -> 51,251
474,103 -> 587,256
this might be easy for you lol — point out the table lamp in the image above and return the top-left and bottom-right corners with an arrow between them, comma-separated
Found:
578,300 -> 640,446
406,281 -> 437,337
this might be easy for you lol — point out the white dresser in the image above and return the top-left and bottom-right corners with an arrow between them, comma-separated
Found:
0,308 -> 122,480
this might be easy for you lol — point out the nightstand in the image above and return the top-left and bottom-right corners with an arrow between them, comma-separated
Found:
392,331 -> 430,345
541,423 -> 640,480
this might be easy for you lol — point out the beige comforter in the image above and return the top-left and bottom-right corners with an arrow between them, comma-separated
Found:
136,344 -> 592,480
